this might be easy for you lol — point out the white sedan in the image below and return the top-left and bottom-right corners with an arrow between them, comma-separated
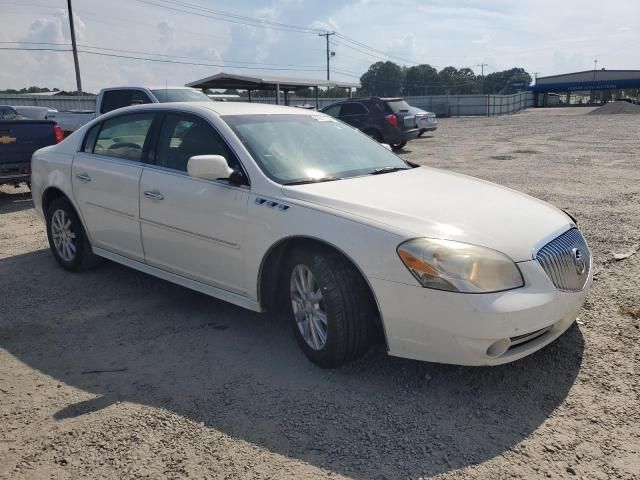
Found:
31,101 -> 592,368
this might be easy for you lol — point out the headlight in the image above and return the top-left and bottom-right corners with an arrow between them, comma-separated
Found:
396,238 -> 524,293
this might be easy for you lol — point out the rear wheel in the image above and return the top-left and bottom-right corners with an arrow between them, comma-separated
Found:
391,141 -> 407,151
46,197 -> 101,271
285,247 -> 375,368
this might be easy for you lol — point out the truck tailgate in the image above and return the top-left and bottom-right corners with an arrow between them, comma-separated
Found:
0,120 -> 57,165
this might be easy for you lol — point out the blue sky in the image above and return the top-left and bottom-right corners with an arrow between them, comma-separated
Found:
1,0 -> 638,92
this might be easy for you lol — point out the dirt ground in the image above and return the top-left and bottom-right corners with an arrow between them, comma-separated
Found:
1,107 -> 638,480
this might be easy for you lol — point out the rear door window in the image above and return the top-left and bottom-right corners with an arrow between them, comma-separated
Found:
93,113 -> 154,161
340,102 -> 368,116
322,104 -> 341,117
82,122 -> 101,153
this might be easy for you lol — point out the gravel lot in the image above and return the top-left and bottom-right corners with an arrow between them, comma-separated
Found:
1,107 -> 638,480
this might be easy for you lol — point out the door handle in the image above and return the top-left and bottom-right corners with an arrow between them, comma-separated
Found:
143,190 -> 164,200
75,173 -> 91,182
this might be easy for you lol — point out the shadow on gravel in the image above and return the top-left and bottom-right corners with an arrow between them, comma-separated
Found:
0,250 -> 584,479
0,189 -> 33,215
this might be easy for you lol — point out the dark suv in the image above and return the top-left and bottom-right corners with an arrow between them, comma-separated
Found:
320,97 -> 419,150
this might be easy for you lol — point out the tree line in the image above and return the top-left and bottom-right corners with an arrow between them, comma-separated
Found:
359,61 -> 532,97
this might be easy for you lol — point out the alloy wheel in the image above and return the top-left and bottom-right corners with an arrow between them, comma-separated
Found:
290,264 -> 328,351
51,209 -> 76,262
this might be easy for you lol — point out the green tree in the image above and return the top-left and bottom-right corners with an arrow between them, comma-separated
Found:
359,61 -> 404,96
403,64 -> 439,96
484,68 -> 532,94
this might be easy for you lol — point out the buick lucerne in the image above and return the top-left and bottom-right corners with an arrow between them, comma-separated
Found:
31,102 -> 592,368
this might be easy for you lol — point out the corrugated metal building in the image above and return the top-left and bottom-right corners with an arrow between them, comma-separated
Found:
530,69 -> 640,106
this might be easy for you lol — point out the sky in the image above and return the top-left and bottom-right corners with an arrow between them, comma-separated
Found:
0,0 -> 639,92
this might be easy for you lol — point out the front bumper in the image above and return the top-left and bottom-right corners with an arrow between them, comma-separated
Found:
371,260 -> 591,366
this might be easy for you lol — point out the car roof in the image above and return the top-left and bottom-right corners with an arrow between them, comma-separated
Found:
101,86 -> 200,92
113,101 -> 322,117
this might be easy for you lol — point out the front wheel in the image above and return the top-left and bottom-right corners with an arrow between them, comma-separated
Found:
46,197 -> 101,271
391,141 -> 407,151
285,248 -> 375,368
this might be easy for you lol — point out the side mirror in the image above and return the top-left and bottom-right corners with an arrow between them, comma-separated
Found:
187,155 -> 234,180
381,143 -> 392,151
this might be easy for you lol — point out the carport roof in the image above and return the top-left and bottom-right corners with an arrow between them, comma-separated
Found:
186,72 -> 360,91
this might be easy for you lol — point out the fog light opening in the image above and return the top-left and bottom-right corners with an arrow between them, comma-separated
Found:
486,338 -> 511,358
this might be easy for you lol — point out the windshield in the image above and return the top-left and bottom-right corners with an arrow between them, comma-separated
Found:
151,89 -> 211,103
223,114 -> 409,184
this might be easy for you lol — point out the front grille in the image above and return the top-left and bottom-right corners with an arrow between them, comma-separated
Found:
536,228 -> 591,292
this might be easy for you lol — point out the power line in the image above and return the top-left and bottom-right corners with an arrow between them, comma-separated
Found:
131,0 -> 323,34
0,47 -> 72,52
77,44 -> 323,68
77,49 -> 325,72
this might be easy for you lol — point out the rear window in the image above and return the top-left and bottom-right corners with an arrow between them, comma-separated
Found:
386,99 -> 412,113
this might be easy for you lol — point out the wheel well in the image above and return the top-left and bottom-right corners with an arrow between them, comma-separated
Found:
42,187 -> 67,214
258,237 -> 386,344
363,127 -> 382,141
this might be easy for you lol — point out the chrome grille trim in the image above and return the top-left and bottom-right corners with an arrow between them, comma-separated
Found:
536,228 -> 591,292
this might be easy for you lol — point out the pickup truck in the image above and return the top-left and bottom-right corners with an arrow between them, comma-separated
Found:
0,119 -> 63,187
45,86 -> 212,134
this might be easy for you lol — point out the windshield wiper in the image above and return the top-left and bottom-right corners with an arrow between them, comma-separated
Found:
282,176 -> 343,186
369,166 -> 411,175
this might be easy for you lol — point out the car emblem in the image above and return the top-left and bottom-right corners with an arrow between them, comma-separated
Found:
572,248 -> 586,275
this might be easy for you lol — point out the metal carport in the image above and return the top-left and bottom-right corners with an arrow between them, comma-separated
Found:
186,72 -> 360,109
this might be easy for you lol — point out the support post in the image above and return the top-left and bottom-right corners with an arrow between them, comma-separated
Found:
248,89 -> 252,103
276,84 -> 280,105
314,86 -> 319,110
66,0 -> 82,102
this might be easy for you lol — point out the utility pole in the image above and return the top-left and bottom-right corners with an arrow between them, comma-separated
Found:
67,0 -> 82,97
477,63 -> 488,94
532,72 -> 540,83
318,31 -> 335,81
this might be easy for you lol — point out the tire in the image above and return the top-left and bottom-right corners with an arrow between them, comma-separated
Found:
46,197 -> 101,272
417,130 -> 425,137
285,247 -> 375,368
391,141 -> 407,151
364,129 -> 383,143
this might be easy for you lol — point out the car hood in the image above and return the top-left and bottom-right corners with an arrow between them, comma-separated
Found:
282,167 -> 572,262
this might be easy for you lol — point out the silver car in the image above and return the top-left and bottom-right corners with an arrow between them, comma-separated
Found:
408,106 -> 438,136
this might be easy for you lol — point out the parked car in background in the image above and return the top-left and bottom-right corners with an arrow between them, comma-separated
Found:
408,106 -> 438,136
42,86 -> 213,135
1,118 -> 63,187
321,97 -> 419,150
12,106 -> 58,120
32,101 -> 591,368
0,105 -> 21,120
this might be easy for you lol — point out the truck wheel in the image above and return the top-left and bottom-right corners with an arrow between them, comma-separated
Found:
46,197 -> 101,272
391,141 -> 407,151
285,247 -> 375,368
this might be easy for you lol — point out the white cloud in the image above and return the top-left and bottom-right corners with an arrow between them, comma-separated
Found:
0,0 -> 638,91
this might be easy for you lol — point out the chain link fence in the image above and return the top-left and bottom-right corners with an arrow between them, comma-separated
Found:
0,92 -> 533,117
